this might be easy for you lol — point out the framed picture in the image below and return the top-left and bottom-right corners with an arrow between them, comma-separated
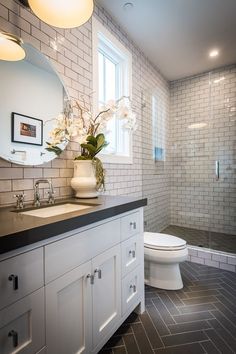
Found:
11,112 -> 43,146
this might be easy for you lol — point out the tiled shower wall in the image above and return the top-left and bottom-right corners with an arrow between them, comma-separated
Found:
170,65 -> 236,235
0,0 -> 170,222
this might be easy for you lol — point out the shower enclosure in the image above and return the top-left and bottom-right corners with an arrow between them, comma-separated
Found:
142,64 -> 236,255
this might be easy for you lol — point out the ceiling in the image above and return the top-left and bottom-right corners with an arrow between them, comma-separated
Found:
96,0 -> 236,81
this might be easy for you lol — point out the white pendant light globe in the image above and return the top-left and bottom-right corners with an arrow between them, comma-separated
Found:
0,32 -> 25,61
28,0 -> 94,29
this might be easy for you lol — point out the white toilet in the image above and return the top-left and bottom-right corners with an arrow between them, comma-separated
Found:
144,232 -> 188,290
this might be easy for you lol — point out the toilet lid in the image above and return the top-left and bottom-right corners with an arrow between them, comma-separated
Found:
144,232 -> 186,251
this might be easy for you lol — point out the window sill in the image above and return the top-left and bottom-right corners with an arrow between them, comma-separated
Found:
99,153 -> 133,165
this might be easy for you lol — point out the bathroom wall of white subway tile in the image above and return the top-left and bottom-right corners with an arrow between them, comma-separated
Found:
0,0 -> 170,214
170,65 -> 236,235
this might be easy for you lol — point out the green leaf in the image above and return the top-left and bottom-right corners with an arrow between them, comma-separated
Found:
81,143 -> 97,156
45,144 -> 62,156
74,155 -> 92,160
86,135 -> 97,147
96,142 -> 109,154
97,136 -> 105,149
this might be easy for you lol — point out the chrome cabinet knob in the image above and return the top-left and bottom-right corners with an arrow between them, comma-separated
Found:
129,250 -> 136,258
130,284 -> 136,293
86,273 -> 94,285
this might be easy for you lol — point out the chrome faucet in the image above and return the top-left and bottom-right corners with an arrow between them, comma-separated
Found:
33,179 -> 55,207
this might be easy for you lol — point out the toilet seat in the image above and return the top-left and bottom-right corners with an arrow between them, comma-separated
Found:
144,232 -> 186,251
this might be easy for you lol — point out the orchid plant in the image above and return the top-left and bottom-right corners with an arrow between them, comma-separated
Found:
46,96 -> 136,190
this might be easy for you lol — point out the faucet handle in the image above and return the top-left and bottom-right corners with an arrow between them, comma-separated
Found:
14,193 -> 25,209
33,184 -> 41,207
47,190 -> 55,204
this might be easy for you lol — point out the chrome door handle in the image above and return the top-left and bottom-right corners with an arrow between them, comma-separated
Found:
215,160 -> 219,180
94,268 -> 102,279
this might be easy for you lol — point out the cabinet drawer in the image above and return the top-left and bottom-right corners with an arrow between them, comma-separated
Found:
121,234 -> 140,277
45,218 -> 120,284
122,266 -> 141,316
0,248 -> 44,310
121,211 -> 140,241
0,287 -> 45,354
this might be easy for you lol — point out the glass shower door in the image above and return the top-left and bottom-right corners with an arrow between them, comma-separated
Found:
209,66 -> 236,254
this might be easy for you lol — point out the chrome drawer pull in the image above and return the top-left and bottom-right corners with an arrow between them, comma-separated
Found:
8,330 -> 18,348
8,274 -> 18,290
86,274 -> 94,285
130,222 -> 137,230
129,250 -> 136,258
130,284 -> 136,293
94,268 -> 102,279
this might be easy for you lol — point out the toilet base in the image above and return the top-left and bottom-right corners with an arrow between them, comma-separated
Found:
145,262 -> 184,290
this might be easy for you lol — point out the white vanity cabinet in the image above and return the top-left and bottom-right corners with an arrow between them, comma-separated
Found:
0,207 -> 144,354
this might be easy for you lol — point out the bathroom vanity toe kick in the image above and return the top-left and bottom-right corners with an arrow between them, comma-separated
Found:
0,207 -> 145,354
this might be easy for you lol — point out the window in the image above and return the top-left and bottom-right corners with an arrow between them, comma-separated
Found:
92,17 -> 132,164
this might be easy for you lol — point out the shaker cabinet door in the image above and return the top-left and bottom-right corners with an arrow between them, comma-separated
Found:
45,261 -> 92,354
0,288 -> 45,354
92,244 -> 121,349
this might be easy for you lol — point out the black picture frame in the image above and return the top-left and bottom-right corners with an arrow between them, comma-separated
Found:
11,112 -> 43,146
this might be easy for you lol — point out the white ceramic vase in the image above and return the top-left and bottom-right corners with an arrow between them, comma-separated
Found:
71,160 -> 98,198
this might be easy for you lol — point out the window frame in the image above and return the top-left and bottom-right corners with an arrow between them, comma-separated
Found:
92,17 -> 133,164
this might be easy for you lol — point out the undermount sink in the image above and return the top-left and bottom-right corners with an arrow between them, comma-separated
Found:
19,203 -> 94,218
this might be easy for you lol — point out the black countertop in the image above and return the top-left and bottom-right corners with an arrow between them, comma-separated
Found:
0,195 -> 147,254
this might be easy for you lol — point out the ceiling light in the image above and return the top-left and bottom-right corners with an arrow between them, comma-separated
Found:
22,0 -> 94,29
123,2 -> 134,11
0,32 -> 25,61
209,49 -> 219,58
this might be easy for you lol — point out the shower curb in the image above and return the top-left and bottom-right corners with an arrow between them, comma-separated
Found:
187,245 -> 236,273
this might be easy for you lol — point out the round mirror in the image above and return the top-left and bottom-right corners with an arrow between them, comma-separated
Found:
0,43 -> 68,166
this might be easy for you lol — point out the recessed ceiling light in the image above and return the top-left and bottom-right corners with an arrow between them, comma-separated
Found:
209,49 -> 219,58
123,2 -> 134,11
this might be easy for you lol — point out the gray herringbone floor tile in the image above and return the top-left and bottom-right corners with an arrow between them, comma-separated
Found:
99,261 -> 236,354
